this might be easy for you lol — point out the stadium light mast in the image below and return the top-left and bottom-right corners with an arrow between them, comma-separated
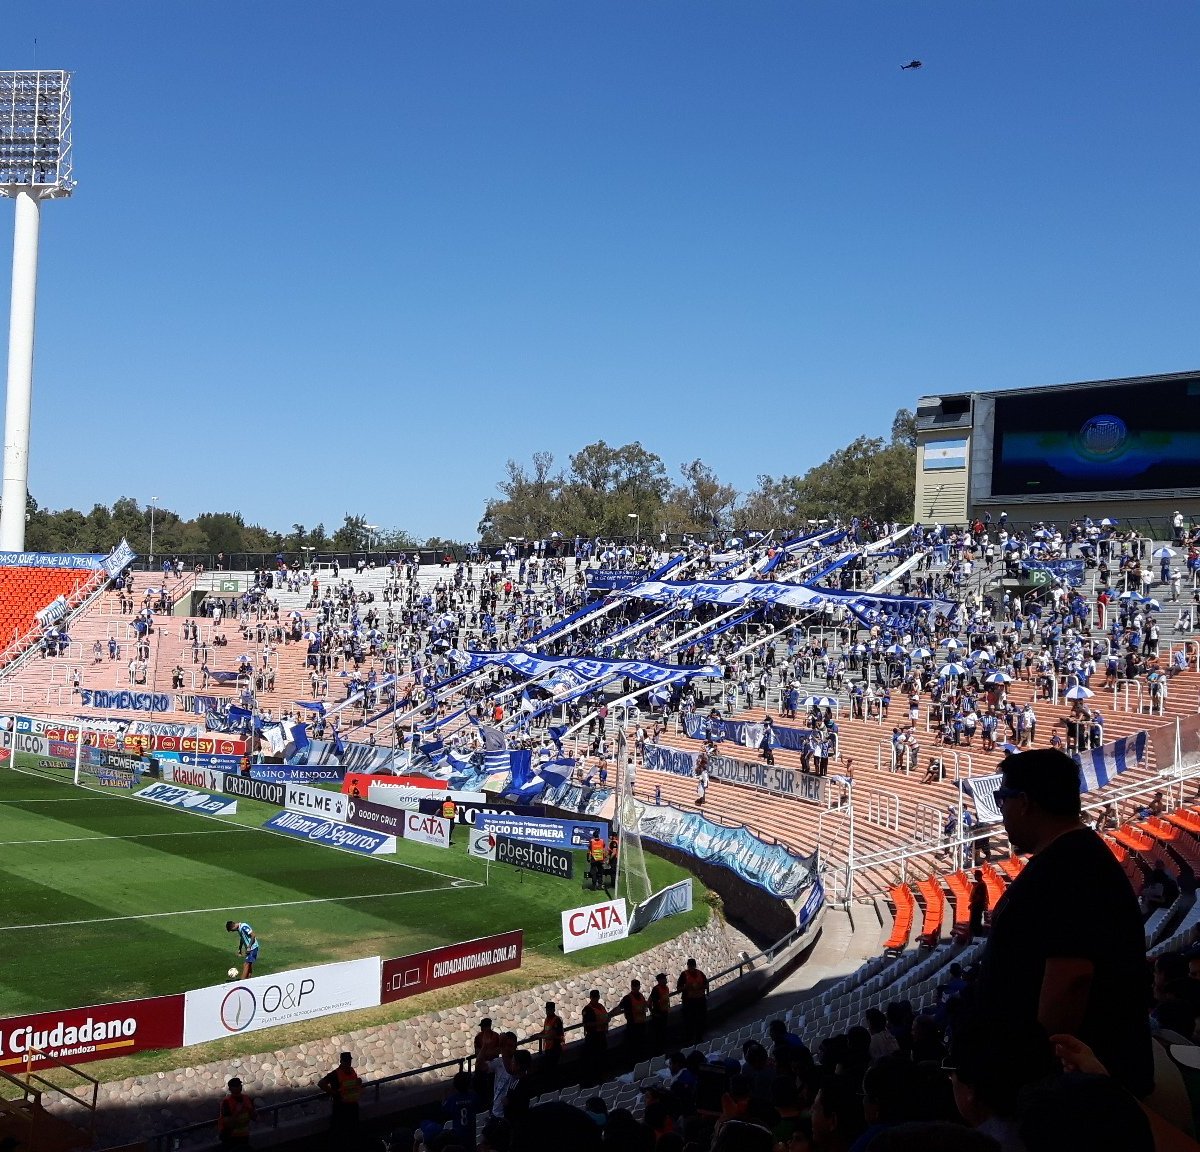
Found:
0,70 -> 74,552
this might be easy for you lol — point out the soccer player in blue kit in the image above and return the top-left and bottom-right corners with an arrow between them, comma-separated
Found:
226,920 -> 260,979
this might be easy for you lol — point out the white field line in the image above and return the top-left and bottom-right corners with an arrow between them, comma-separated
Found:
0,883 -> 476,933
7,764 -> 484,888
0,828 -> 257,846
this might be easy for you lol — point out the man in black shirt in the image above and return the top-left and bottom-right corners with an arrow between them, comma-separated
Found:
976,748 -> 1153,1096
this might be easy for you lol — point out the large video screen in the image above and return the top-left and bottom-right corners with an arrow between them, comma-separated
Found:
990,376 -> 1200,497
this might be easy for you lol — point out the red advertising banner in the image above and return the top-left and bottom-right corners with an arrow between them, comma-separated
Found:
343,773 -> 447,797
41,729 -> 245,756
381,931 -> 523,1004
0,995 -> 185,1071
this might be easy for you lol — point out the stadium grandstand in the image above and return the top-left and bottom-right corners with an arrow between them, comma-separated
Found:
4,516 -> 1200,1150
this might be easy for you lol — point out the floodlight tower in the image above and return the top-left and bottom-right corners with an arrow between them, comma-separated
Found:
0,70 -> 74,551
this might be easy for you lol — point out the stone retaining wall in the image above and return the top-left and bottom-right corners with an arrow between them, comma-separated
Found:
85,915 -> 737,1148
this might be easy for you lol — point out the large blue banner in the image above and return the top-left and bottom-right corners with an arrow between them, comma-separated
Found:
463,650 -> 721,686
0,551 -> 106,569
624,578 -> 957,623
585,568 -> 651,591
80,689 -> 172,713
643,742 -> 828,805
631,799 -> 815,900
682,712 -> 816,754
301,740 -> 399,772
477,812 -> 609,850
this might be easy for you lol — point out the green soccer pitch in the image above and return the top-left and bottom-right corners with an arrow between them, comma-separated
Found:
0,761 -> 705,1019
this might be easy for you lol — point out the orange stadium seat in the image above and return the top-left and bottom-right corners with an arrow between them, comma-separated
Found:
883,884 -> 915,953
0,567 -> 93,650
996,854 -> 1025,881
916,875 -> 945,947
945,870 -> 973,938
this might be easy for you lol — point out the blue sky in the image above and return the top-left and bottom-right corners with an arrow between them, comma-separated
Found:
2,2 -> 1198,540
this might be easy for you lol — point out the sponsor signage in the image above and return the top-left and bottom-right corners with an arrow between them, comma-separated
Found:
561,898 -> 630,954
93,769 -> 136,789
175,752 -> 242,773
262,810 -> 397,855
284,783 -> 348,822
477,813 -> 609,850
468,828 -> 497,860
10,733 -> 49,758
415,797 -> 543,827
344,797 -> 406,838
136,782 -> 238,816
495,835 -> 572,879
250,765 -> 345,784
79,689 -> 172,713
343,772 -> 446,799
629,879 -> 693,934
221,776 -> 286,807
380,931 -> 523,1004
152,734 -> 246,756
162,763 -> 223,792
15,716 -> 49,735
84,747 -> 144,773
0,995 -> 184,1070
403,811 -> 451,849
182,957 -> 381,1047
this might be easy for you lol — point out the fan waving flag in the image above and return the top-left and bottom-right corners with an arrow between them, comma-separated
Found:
1073,730 -> 1147,792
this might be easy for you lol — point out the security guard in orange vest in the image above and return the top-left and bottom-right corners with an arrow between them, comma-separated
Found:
613,978 -> 649,1055
217,1076 -> 256,1146
649,972 -> 672,1050
605,834 -> 620,886
677,958 -> 710,1044
318,1051 -> 362,1137
587,832 -> 607,891
539,1000 -> 565,1070
442,796 -> 457,844
581,988 -> 609,1085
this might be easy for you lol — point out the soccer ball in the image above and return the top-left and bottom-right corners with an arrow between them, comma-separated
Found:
227,968 -> 239,979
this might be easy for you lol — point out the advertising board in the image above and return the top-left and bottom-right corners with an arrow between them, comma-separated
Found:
343,773 -> 446,799
162,763 -> 224,792
182,957 -> 381,1046
344,797 -> 407,839
495,835 -> 572,879
135,782 -> 238,816
262,811 -> 397,855
415,797 -> 542,827
476,813 -> 609,850
380,931 -> 523,1004
284,782 -> 348,823
468,827 -> 497,860
402,811 -> 450,849
221,776 -> 285,807
561,899 -> 629,954
0,995 -> 184,1071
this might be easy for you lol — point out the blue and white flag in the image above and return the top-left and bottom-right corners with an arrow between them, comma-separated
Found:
1074,730 -> 1147,792
962,773 -> 1004,826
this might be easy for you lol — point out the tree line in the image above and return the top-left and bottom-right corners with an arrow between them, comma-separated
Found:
477,409 -> 916,544
16,409 -> 915,557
